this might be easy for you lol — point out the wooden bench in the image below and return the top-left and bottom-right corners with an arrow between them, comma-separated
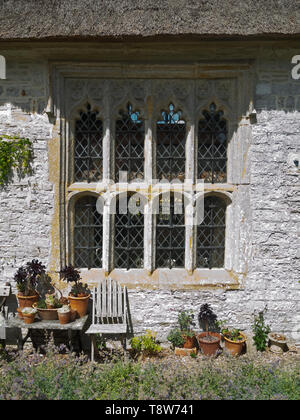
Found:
85,278 -> 128,361
0,284 -> 11,342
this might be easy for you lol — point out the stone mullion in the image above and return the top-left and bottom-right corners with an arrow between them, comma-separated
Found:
144,117 -> 154,272
102,117 -> 111,182
185,121 -> 196,272
102,96 -> 113,273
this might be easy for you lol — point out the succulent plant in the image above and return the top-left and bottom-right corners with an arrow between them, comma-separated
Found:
60,265 -> 90,297
14,259 -> 46,296
198,303 -> 218,333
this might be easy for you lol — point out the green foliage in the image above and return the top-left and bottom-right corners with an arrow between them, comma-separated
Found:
167,328 -> 185,349
36,299 -> 47,309
177,310 -> 194,332
167,310 -> 195,349
217,321 -> 244,342
45,295 -> 62,309
0,135 -> 32,186
0,347 -> 299,400
252,310 -> 271,352
130,330 -> 162,356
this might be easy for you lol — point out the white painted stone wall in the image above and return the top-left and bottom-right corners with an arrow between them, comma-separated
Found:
0,50 -> 299,343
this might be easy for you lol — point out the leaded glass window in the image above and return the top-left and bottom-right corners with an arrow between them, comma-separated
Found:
114,194 -> 145,269
198,103 -> 227,183
74,103 -> 103,182
74,195 -> 103,269
156,193 -> 185,268
196,196 -> 226,268
115,103 -> 144,182
157,104 -> 186,181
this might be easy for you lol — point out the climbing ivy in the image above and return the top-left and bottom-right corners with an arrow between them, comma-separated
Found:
0,135 -> 33,186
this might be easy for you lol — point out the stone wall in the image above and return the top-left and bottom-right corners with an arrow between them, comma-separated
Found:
0,59 -> 54,281
0,44 -> 299,344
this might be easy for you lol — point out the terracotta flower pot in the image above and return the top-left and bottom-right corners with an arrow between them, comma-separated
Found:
17,293 -> 39,309
22,312 -> 36,325
183,334 -> 196,349
68,294 -> 90,318
58,311 -> 71,325
17,307 -> 23,319
224,332 -> 247,356
197,332 -> 221,356
36,307 -> 58,321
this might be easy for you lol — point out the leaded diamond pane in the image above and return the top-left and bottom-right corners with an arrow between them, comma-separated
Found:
74,104 -> 103,182
196,196 -> 226,268
114,195 -> 144,269
115,104 -> 144,182
198,103 -> 227,183
157,104 -> 186,182
74,195 -> 103,269
156,193 -> 185,268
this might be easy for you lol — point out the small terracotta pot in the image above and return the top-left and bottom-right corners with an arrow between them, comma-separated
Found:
22,312 -> 36,325
58,311 -> 71,325
183,334 -> 196,349
70,309 -> 77,322
17,307 -> 23,319
224,332 -> 247,356
175,347 -> 197,356
68,294 -> 90,318
36,307 -> 58,321
17,293 -> 39,309
197,332 -> 221,356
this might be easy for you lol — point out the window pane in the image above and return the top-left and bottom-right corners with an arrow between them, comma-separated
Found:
198,103 -> 227,183
196,196 -> 226,268
156,193 -> 185,268
114,194 -> 144,269
74,103 -> 103,182
157,104 -> 186,182
115,103 -> 144,182
74,195 -> 103,269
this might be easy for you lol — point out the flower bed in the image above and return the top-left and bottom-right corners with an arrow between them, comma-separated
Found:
0,346 -> 299,400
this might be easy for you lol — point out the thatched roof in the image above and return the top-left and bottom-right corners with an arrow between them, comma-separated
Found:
0,0 -> 299,41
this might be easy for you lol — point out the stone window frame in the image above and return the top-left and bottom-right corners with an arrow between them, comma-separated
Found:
47,61 -> 254,290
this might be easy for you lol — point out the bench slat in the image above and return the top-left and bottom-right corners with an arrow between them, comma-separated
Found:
0,285 -> 10,297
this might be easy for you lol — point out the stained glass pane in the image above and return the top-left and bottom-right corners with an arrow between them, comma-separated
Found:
198,103 -> 227,183
157,104 -> 186,182
115,103 -> 144,182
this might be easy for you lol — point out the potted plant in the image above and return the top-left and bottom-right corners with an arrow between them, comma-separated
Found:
14,260 -> 46,309
221,326 -> 247,356
167,310 -> 197,355
197,304 -> 221,356
57,305 -> 72,325
167,328 -> 185,349
252,309 -> 270,352
60,265 -> 90,318
35,297 -> 62,321
177,310 -> 196,349
21,307 -> 37,324
268,333 -> 288,354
